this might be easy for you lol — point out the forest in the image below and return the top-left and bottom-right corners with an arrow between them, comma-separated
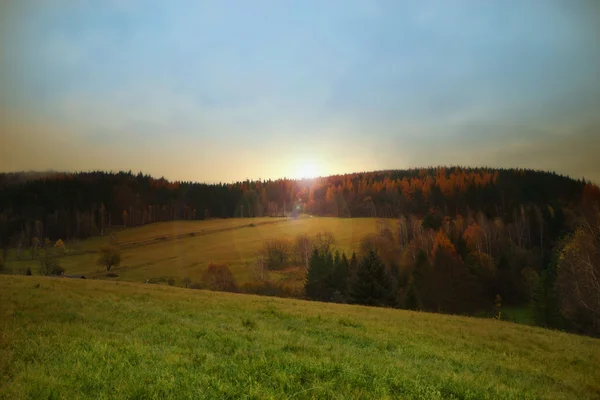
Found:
1,167 -> 599,335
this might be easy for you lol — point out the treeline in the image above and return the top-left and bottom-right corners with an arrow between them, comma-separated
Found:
0,167 -> 597,250
249,203 -> 600,336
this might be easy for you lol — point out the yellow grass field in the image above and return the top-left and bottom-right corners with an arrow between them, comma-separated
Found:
6,217 -> 387,286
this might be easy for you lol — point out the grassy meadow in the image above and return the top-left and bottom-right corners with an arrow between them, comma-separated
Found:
1,275 -> 599,399
5,217 -> 383,286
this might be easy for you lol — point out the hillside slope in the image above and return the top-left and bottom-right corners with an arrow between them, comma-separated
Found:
5,217 -> 382,286
1,276 -> 599,399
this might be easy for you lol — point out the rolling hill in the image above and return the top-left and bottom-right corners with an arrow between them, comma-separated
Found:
1,275 -> 599,399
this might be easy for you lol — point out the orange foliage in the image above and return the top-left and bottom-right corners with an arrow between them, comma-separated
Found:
463,223 -> 484,252
431,231 -> 456,259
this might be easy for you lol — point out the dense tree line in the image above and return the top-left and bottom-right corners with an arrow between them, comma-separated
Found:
0,167 -> 595,250
273,203 -> 599,336
1,167 -> 599,334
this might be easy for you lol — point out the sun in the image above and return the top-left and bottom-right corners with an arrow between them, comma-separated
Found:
295,162 -> 319,179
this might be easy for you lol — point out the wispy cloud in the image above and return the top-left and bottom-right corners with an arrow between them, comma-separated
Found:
1,1 -> 599,183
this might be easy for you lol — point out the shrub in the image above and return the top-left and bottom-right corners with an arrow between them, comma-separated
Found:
53,265 -> 66,276
39,255 -> 63,276
201,264 -> 238,292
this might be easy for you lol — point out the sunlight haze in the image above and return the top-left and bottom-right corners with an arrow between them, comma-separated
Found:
1,0 -> 599,182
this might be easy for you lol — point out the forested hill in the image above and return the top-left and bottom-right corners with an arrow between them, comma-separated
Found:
0,167 -> 598,244
2,167 -> 600,335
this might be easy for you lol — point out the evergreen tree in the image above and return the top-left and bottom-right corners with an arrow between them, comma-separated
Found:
349,252 -> 358,277
331,252 -> 350,300
350,250 -> 395,307
411,250 -> 432,310
304,249 -> 334,301
532,253 -> 564,329
402,276 -> 420,310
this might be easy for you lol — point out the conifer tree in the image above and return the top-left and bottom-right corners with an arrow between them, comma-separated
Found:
305,249 -> 334,301
331,252 -> 350,299
350,250 -> 395,307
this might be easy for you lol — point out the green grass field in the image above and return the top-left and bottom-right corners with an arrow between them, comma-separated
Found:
1,275 -> 598,399
6,217 -> 384,286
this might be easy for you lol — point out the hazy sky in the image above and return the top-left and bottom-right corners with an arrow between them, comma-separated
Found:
1,1 -> 599,183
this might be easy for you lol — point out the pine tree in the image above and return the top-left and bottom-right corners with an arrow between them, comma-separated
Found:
403,276 -> 420,310
305,249 -> 334,301
349,252 -> 358,277
331,252 -> 350,300
412,250 -> 432,310
350,250 -> 395,307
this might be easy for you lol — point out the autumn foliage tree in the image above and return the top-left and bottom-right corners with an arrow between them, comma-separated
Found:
201,263 -> 238,292
556,224 -> 600,334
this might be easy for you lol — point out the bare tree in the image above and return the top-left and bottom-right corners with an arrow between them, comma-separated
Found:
295,234 -> 312,270
263,239 -> 291,270
99,203 -> 106,235
315,231 -> 336,254
556,210 -> 600,332
254,252 -> 266,281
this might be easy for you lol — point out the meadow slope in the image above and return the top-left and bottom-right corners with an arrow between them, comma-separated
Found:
1,276 -> 599,399
6,217 -> 383,286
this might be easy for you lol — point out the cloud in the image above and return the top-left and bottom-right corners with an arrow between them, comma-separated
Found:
1,1 -> 599,183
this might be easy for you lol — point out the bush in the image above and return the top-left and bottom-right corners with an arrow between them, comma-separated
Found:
106,273 -> 119,278
201,264 -> 238,292
53,265 -> 66,276
39,255 -> 63,276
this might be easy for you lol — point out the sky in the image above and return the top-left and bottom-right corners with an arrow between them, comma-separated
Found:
1,0 -> 599,183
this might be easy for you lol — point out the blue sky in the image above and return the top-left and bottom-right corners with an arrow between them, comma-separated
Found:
1,0 -> 599,182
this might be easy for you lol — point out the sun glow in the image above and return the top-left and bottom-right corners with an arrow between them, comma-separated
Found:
293,161 -> 321,179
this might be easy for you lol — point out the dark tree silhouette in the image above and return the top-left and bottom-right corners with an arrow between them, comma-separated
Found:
350,251 -> 395,307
